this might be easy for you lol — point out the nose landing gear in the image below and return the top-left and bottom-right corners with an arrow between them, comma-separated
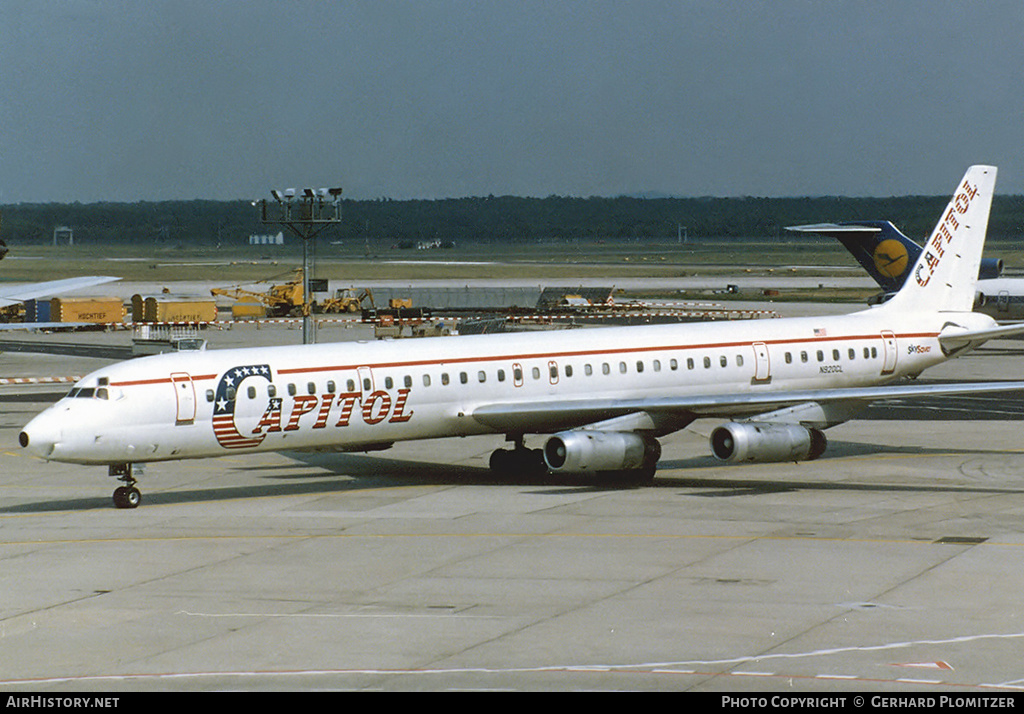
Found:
109,463 -> 142,509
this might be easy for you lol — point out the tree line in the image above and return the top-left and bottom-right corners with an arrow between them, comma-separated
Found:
3,194 -> 1024,248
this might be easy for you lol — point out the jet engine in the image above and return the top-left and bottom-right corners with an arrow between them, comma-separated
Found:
543,430 -> 661,474
979,257 -> 1004,280
709,422 -> 827,464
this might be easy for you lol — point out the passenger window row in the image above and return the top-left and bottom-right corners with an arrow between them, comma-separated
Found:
202,343 -> 886,403
783,346 -> 879,364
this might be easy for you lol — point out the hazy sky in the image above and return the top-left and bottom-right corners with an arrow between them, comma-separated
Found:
2,0 -> 1023,203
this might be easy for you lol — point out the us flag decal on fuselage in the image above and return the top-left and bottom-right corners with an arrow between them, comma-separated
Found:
212,364 -> 273,449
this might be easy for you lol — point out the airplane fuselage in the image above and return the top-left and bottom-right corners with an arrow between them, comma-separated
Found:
21,304 -> 990,466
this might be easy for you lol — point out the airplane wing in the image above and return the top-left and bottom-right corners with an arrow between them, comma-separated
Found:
471,380 -> 1024,434
0,276 -> 121,308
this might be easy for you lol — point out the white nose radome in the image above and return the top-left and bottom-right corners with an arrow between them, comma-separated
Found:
19,412 -> 62,460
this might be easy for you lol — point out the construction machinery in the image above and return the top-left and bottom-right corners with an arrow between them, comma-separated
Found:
319,287 -> 376,314
212,272 -> 379,318
210,270 -> 309,318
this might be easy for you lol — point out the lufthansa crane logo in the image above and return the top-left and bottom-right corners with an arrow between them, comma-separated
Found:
872,239 -> 909,278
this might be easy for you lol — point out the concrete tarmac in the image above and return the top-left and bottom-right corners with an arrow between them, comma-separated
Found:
2,320 -> 1024,692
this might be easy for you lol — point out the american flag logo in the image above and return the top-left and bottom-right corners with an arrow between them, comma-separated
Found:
813,328 -> 827,337
212,364 -> 272,449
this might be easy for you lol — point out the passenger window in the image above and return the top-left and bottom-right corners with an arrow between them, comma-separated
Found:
478,371 -> 486,383
720,356 -> 728,368
653,360 -> 661,372
785,352 -> 792,364
801,351 -> 808,363
287,384 -> 296,396
703,356 -> 711,369
441,373 -> 450,385
736,355 -> 744,367
687,358 -> 694,370
206,389 -> 215,402
602,363 -> 611,375
423,374 -> 432,387
636,361 -> 644,373
385,376 -> 394,389
327,380 -> 336,393
307,382 -> 316,394
248,386 -> 256,399
670,359 -> 678,371
460,372 -> 468,384
404,376 -> 413,388
532,367 -> 541,380
848,349 -> 855,360
816,350 -> 824,362
585,364 -> 593,376
832,349 -> 840,361
619,362 -> 627,374
565,365 -> 573,377
268,384 -> 277,397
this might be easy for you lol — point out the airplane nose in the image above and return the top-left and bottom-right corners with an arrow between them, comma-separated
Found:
19,414 -> 60,459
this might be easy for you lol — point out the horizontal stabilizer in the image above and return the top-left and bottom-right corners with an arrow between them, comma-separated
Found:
938,321 -> 1024,350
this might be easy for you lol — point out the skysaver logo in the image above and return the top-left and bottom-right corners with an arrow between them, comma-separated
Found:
907,344 -> 932,354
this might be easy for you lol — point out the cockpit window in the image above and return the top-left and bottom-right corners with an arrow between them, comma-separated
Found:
66,385 -> 108,400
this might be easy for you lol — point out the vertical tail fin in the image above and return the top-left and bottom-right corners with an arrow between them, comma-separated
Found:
881,165 -> 997,313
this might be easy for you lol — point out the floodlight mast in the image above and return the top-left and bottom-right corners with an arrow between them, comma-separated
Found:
258,186 -> 343,345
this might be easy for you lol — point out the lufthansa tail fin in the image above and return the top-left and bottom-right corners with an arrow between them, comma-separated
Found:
877,165 -> 996,314
786,219 -> 1003,297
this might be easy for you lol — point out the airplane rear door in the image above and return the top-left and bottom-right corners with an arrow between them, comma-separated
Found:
171,372 -> 196,424
881,331 -> 897,374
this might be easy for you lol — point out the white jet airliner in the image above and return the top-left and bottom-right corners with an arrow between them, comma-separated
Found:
19,166 -> 1024,508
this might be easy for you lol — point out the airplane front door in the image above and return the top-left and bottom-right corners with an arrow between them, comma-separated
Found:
171,372 -> 196,424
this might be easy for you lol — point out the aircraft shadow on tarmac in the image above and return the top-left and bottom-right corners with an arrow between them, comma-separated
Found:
6,439 -> 1024,513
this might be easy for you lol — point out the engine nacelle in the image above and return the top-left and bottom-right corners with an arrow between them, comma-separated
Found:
709,422 -> 827,464
979,257 -> 1004,280
543,430 -> 661,474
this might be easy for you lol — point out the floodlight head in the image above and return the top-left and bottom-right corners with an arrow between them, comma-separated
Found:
303,187 -> 315,198
328,187 -> 343,197
270,189 -> 284,202
284,188 -> 296,199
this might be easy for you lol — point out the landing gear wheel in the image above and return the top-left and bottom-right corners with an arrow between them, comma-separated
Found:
110,463 -> 142,509
489,446 -> 547,478
112,486 -> 141,509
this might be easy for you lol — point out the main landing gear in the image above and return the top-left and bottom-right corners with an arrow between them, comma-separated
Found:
109,463 -> 142,509
489,438 -> 547,478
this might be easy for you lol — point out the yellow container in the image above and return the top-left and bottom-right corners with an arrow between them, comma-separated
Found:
143,296 -> 218,323
50,297 -> 125,323
230,301 -> 267,320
